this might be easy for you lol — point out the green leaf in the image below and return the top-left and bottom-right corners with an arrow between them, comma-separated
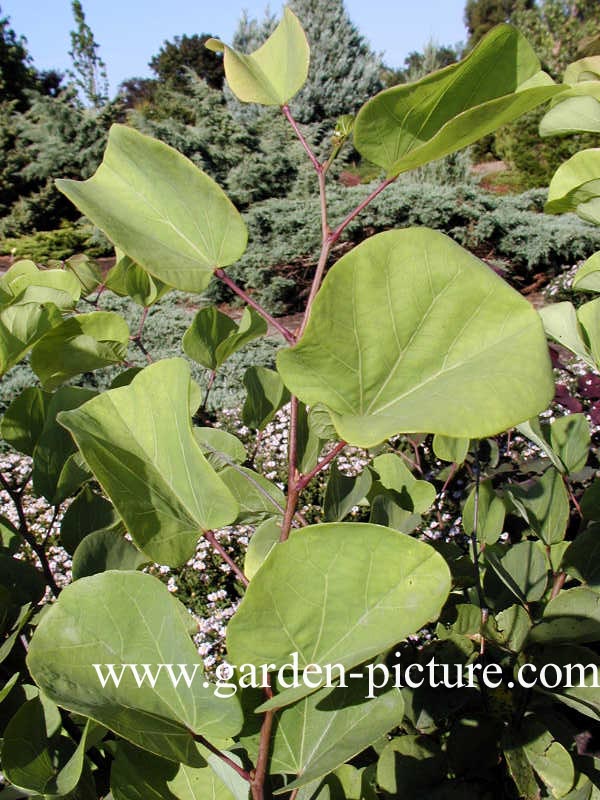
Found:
529,645 -> 600,721
219,465 -> 286,523
30,311 -> 130,391
65,253 -> 103,296
578,298 -> 600,367
296,402 -> 326,474
520,717 -> 575,797
206,8 -> 309,105
562,525 -> 600,589
371,453 -> 435,514
193,427 -> 247,470
56,125 -> 248,293
27,571 -> 242,763
376,735 -> 446,795
0,300 -> 63,376
0,261 -> 80,306
60,485 -> 121,555
0,260 -> 38,295
369,493 -> 421,534
540,95 -> 600,136
574,251 -> 600,293
432,434 -> 469,464
58,359 -> 239,567
484,541 -> 548,607
529,587 -> 600,644
2,695 -> 92,796
548,414 -> 590,474
494,605 -> 531,652
244,517 -> 282,581
111,739 -> 244,800
462,480 -> 505,545
1,387 -> 51,456
0,553 -> 45,607
72,529 -> 148,579
353,25 -> 561,177
271,678 -> 404,792
32,386 -> 97,505
227,522 -> 451,677
517,416 -> 587,475
503,745 -> 540,800
242,366 -> 290,430
539,302 -> 594,367
324,462 -> 372,522
545,148 -> 600,225
106,251 -> 171,307
507,469 -> 570,546
0,515 -> 19,554
277,229 -> 553,447
183,307 -> 267,371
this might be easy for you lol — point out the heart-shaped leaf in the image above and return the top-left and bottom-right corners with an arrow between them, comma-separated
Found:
573,251 -> 600,292
27,571 -> 242,763
206,8 -> 309,106
354,25 -> 561,177
227,522 -> 451,677
58,359 -> 239,566
56,125 -> 248,292
277,229 -> 553,447
0,300 -> 63,376
183,306 -> 267,371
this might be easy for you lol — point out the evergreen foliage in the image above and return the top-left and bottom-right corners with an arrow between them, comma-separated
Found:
68,0 -> 109,108
149,33 -> 224,91
0,6 -> 37,108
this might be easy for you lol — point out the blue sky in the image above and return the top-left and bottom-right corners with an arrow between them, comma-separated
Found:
4,1 -> 468,94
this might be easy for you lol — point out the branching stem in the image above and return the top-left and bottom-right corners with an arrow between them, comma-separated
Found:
0,471 -> 61,597
215,269 -> 296,344
193,734 -> 252,783
204,529 -> 249,587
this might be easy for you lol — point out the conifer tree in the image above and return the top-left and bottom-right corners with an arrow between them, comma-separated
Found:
68,0 -> 109,108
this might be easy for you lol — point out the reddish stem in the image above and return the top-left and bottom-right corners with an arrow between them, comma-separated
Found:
282,104 -> 322,173
329,177 -> 396,244
280,397 -> 300,543
297,441 -> 347,492
204,529 -> 249,587
194,734 -> 252,783
215,269 -> 296,345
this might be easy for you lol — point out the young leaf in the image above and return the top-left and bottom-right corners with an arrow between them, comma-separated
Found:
0,387 -> 51,457
545,148 -> 600,225
483,541 -> 548,607
573,250 -> 600,293
227,522 -> 451,678
27,571 -> 242,763
183,306 -> 267,370
371,453 -> 435,513
0,300 -> 63,376
324,462 -> 372,522
32,386 -> 97,505
369,494 -> 421,534
105,251 -> 171,307
193,427 -> 247,470
58,359 -> 239,566
71,529 -> 148,579
277,229 -> 553,447
354,25 -> 561,177
60,486 -> 121,554
529,587 -> 600,644
30,311 -> 130,391
245,517 -> 282,580
539,301 -> 595,368
432,434 -> 469,464
242,366 -> 290,430
462,480 -> 505,545
56,125 -> 248,292
562,524 -> 600,589
2,696 -> 92,796
206,8 -> 309,106
65,253 -> 103,296
219,465 -> 286,523
507,469 -> 570,545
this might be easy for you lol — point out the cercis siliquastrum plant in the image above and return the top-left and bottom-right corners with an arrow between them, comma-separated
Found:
3,8 -> 600,800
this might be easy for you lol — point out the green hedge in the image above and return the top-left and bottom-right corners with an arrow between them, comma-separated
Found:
203,182 -> 600,313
